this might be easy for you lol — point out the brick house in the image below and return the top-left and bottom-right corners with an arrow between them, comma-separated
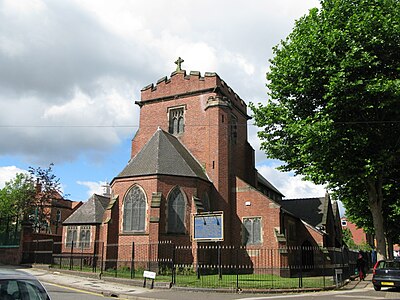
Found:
62,193 -> 110,254
60,62 -> 343,274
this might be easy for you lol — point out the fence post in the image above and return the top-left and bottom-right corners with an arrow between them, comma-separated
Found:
92,241 -> 97,273
131,241 -> 135,279
69,241 -> 74,270
34,239 -> 38,264
100,242 -> 104,275
172,244 -> 176,285
236,246 -> 239,291
148,243 -> 151,271
218,242 -> 222,280
80,242 -> 84,271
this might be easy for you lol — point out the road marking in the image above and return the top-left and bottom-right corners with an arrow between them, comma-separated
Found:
237,288 -> 376,300
44,282 -> 112,297
334,296 -> 385,299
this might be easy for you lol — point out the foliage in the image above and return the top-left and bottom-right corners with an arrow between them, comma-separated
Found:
342,228 -> 372,252
0,173 -> 36,219
28,163 -> 63,232
250,0 -> 400,258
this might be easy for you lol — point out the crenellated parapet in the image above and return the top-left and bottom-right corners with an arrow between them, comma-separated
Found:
139,68 -> 248,116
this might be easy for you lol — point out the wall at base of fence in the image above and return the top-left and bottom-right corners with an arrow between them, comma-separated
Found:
0,246 -> 22,265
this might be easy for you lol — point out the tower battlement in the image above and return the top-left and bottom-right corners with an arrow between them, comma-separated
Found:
140,69 -> 247,115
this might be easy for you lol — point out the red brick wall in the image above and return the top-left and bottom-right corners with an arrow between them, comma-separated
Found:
235,177 -> 281,249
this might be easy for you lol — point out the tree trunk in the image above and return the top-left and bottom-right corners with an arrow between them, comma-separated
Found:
387,236 -> 394,259
366,177 -> 387,260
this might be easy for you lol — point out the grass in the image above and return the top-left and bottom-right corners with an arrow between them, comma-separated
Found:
51,260 -> 334,290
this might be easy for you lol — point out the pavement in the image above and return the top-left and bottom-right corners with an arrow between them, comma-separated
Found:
2,265 -> 374,300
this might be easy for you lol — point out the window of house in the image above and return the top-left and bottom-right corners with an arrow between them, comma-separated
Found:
243,217 -> 262,245
123,186 -> 146,232
66,226 -> 77,247
341,220 -> 347,226
168,107 -> 184,135
79,225 -> 91,248
66,225 -> 91,248
167,187 -> 186,233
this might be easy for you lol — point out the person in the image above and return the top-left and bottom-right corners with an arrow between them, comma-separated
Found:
356,252 -> 366,280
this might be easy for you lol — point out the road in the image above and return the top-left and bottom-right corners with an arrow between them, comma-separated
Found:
234,287 -> 400,300
43,282 -> 118,300
44,282 -> 400,300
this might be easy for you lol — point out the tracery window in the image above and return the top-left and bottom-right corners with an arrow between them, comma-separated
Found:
123,185 -> 146,232
167,187 -> 186,233
169,107 -> 184,135
243,217 -> 262,245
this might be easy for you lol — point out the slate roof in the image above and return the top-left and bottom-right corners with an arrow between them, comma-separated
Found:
63,194 -> 110,225
280,196 -> 327,229
115,128 -> 209,181
257,172 -> 284,196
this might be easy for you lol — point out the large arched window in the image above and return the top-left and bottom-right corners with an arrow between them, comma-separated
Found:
123,186 -> 146,232
167,187 -> 186,233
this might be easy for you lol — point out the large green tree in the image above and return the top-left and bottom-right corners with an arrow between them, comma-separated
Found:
250,0 -> 400,259
0,173 -> 36,219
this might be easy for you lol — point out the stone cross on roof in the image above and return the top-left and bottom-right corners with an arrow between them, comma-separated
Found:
175,57 -> 184,71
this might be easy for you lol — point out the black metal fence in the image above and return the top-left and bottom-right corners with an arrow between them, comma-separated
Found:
0,214 -> 21,246
23,239 -> 361,291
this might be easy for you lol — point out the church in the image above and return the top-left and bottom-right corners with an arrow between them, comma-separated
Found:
62,59 -> 343,274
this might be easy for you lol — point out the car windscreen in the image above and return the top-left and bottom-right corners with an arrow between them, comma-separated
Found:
0,279 -> 50,300
385,261 -> 400,270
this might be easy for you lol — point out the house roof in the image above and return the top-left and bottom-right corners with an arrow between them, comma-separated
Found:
63,194 -> 110,225
115,128 -> 209,182
280,196 -> 328,229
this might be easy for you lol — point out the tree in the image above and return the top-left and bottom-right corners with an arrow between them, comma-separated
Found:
0,173 -> 36,244
0,173 -> 36,219
250,0 -> 400,259
28,163 -> 63,233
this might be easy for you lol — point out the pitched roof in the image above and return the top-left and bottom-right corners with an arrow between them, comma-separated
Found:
63,194 -> 110,225
257,172 -> 284,196
115,128 -> 209,181
280,196 -> 328,228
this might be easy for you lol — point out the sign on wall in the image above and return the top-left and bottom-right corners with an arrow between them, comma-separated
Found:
192,212 -> 223,242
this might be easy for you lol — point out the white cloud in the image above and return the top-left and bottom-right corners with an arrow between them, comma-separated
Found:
76,180 -> 107,198
0,166 -> 27,188
257,163 -> 326,199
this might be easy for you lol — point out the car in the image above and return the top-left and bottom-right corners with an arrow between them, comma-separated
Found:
0,268 -> 50,299
372,258 -> 400,291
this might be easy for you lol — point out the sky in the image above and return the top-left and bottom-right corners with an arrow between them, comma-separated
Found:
0,0 -> 340,212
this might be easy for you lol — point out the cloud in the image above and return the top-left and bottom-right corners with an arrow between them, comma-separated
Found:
76,180 -> 107,199
257,163 -> 326,199
0,166 -> 28,188
0,0 -> 322,200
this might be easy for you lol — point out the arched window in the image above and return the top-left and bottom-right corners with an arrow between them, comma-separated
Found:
168,107 -> 184,135
177,116 -> 184,133
167,187 -> 186,233
123,186 -> 146,232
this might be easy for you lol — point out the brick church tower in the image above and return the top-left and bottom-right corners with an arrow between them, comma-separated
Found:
110,58 -> 285,264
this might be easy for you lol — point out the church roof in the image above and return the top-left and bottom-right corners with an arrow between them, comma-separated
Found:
280,196 -> 328,229
63,194 -> 110,225
257,172 -> 284,196
115,128 -> 209,182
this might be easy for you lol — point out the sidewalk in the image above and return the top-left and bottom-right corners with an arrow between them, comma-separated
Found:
340,272 -> 372,290
10,265 -> 372,300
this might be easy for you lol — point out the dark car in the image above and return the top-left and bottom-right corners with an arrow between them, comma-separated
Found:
372,259 -> 400,291
0,269 -> 50,299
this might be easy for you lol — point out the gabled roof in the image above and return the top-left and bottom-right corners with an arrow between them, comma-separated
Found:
280,196 -> 328,229
257,172 -> 284,196
115,128 -> 209,182
63,194 -> 110,225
